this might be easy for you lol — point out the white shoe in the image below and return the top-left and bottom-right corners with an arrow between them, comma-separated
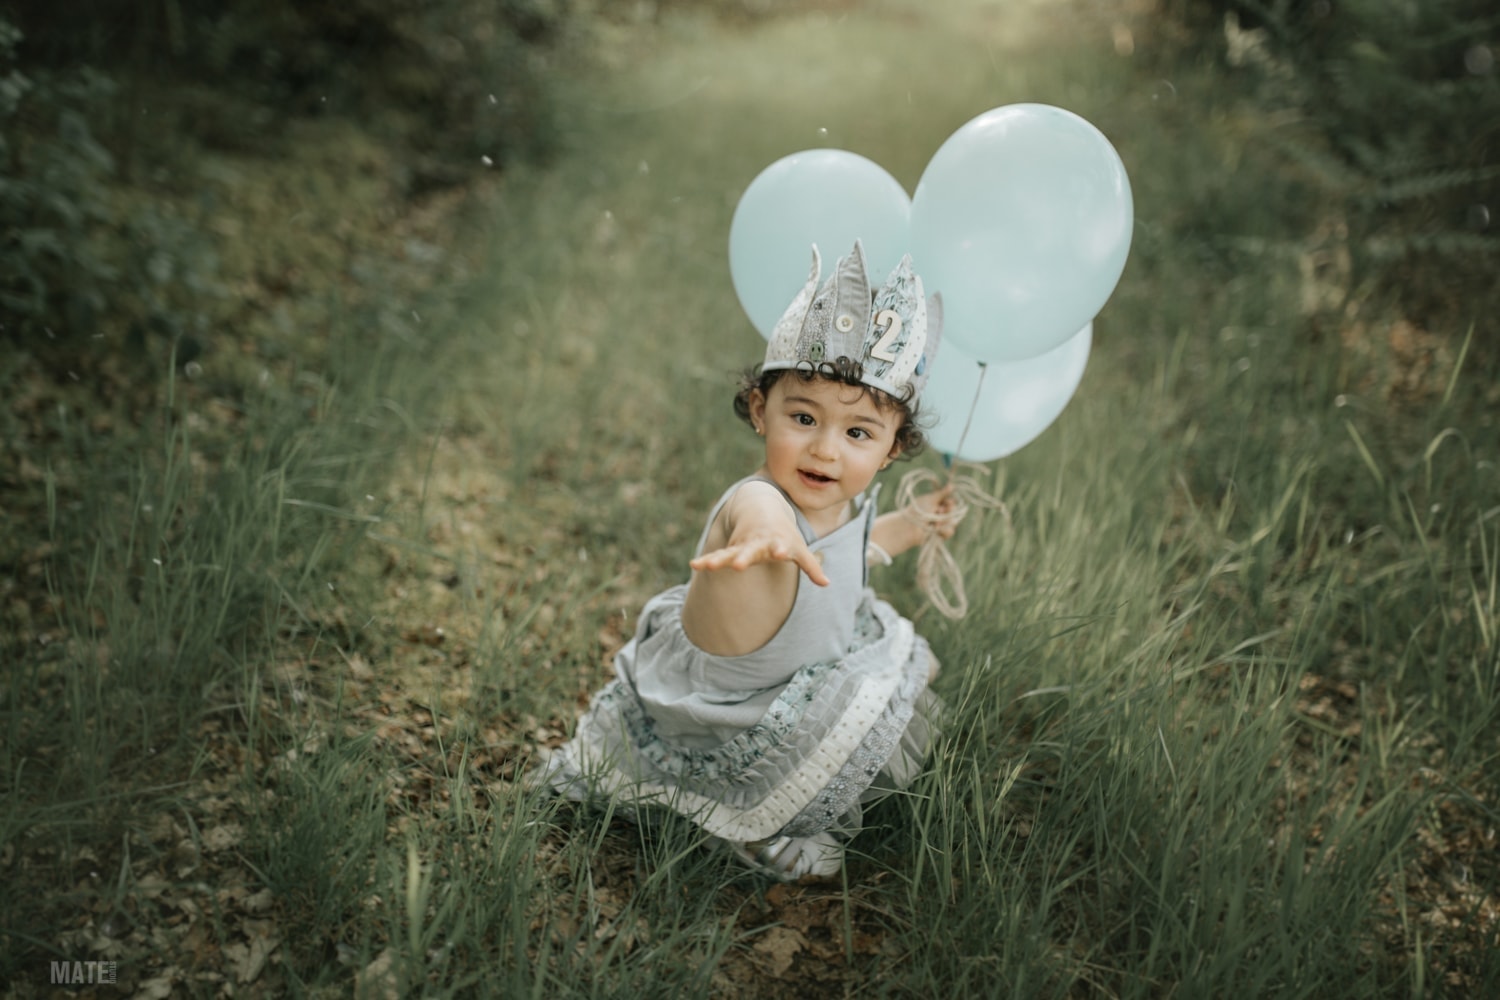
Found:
525,746 -> 590,802
720,833 -> 844,881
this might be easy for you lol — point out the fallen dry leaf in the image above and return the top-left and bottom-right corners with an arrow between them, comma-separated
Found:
134,966 -> 182,999
751,925 -> 806,978
225,920 -> 278,984
202,823 -> 243,853
357,947 -> 400,1000
241,888 -> 275,913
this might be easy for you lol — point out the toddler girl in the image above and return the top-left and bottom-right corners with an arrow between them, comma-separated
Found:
537,240 -> 954,880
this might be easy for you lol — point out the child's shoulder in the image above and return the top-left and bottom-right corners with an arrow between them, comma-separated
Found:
699,478 -> 794,545
703,475 -> 791,522
724,476 -> 791,509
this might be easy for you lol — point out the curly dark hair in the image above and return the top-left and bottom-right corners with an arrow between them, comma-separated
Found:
731,359 -> 928,458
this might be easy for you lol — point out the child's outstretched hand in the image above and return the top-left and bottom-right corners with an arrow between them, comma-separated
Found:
681,483 -> 827,656
688,480 -> 830,587
690,529 -> 830,587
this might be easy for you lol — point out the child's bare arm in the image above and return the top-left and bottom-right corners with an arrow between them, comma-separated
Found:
681,482 -> 825,657
690,483 -> 829,585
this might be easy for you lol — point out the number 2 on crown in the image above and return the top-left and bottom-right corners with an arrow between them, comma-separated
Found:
870,309 -> 903,362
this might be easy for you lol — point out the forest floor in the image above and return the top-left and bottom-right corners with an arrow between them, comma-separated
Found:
5,0 -> 1497,996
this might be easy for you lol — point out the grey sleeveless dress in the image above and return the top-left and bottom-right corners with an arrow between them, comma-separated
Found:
538,475 -> 938,843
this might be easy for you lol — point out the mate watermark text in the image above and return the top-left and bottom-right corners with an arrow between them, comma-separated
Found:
51,960 -> 117,985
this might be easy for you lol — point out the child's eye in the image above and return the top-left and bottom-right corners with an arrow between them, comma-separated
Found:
794,413 -> 815,426
847,427 -> 869,440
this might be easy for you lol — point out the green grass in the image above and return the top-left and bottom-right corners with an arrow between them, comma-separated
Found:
3,1 -> 1498,996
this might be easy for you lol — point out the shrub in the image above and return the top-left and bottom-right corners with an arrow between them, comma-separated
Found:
7,0 -> 572,167
1149,0 -> 1500,337
0,18 -> 223,355
0,19 -> 117,342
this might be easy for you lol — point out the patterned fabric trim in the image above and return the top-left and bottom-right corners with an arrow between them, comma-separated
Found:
776,647 -> 925,837
615,661 -> 835,785
550,598 -> 924,842
616,599 -> 887,787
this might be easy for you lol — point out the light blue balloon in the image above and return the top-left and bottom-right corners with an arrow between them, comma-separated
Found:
911,105 -> 1131,362
730,150 -> 911,338
923,323 -> 1091,462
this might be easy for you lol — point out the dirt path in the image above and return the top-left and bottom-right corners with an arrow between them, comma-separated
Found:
362,0 -> 1121,757
350,2 -> 1132,992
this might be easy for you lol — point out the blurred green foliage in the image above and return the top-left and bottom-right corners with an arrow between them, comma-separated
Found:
0,22 -> 118,341
0,0 -> 570,350
7,0 -> 568,127
1155,0 -> 1500,338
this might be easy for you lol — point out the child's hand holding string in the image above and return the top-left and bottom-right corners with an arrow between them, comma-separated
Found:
911,483 -> 960,541
894,464 -> 1008,620
870,483 -> 958,561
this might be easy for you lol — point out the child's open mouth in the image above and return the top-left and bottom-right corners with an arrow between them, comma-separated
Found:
799,470 -> 835,487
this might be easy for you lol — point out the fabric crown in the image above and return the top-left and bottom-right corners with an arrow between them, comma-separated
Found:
763,240 -> 942,400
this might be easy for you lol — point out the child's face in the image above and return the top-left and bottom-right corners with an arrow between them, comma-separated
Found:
749,376 -> 902,532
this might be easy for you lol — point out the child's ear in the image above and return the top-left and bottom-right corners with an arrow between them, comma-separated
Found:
883,443 -> 902,468
748,388 -> 767,434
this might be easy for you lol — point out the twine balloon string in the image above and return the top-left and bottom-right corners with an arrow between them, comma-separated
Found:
895,465 -> 1007,619
895,363 -> 1008,619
